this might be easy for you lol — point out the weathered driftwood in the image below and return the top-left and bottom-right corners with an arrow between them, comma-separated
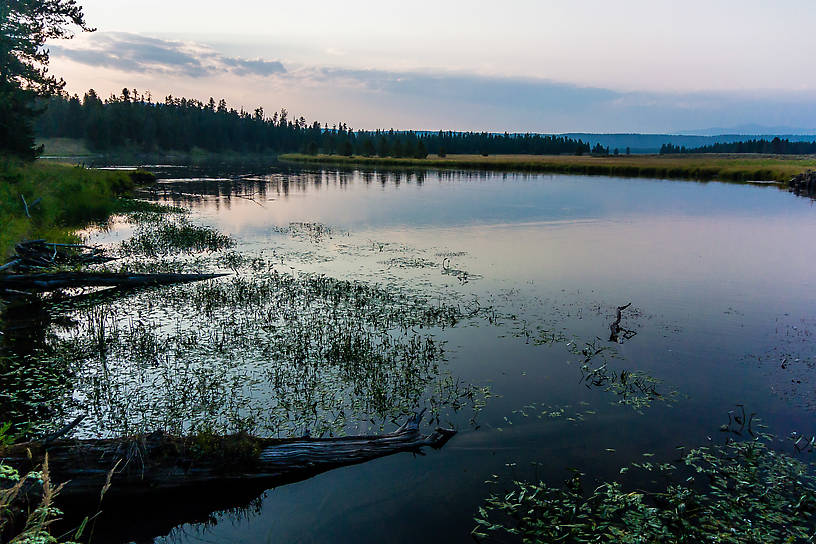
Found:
609,302 -> 636,343
2,415 -> 455,500
0,271 -> 226,293
2,240 -> 115,273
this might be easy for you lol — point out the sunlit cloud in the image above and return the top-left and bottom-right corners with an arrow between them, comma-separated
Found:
49,32 -> 286,78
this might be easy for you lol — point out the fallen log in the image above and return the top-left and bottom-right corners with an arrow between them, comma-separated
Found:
0,271 -> 226,293
2,414 -> 456,501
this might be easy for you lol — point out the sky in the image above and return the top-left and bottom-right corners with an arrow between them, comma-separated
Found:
47,0 -> 816,133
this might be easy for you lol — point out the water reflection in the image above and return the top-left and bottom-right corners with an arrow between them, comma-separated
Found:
6,164 -> 816,543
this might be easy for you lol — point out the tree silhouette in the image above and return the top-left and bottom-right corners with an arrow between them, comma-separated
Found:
1,0 -> 93,158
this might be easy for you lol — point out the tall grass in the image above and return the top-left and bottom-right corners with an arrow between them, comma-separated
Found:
280,153 -> 816,182
0,159 -> 154,258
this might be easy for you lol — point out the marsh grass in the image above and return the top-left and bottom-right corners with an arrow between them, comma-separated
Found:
40,265 -> 489,439
280,153 -> 816,182
118,216 -> 234,257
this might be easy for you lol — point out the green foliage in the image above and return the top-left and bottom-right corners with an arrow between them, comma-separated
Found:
474,439 -> 816,543
0,422 -> 15,447
0,159 -> 153,257
0,460 -> 81,544
0,463 -> 20,482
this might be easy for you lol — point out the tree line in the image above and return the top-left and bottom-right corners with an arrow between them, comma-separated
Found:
35,89 -> 592,157
660,138 -> 816,155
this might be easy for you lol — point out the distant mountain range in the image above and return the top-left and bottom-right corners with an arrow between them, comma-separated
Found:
560,132 -> 816,154
682,124 -> 816,137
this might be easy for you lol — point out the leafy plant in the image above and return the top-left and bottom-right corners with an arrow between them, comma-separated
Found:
474,438 -> 816,543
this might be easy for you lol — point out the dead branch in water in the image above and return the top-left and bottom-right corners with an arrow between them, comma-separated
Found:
609,302 -> 637,343
1,240 -> 115,273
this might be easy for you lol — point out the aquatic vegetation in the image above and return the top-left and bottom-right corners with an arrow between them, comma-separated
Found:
573,340 -> 677,411
0,352 -> 77,439
118,216 -> 233,256
474,437 -> 816,543
112,199 -> 187,224
380,257 -> 438,269
504,402 -> 599,427
40,269 -> 488,438
441,258 -> 482,285
271,221 -> 339,242
745,315 -> 816,410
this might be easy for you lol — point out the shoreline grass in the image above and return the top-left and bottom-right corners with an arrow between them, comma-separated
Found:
0,159 -> 156,258
280,153 -> 816,182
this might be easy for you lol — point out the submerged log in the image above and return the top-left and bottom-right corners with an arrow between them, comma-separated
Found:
0,271 -> 226,293
2,415 -> 456,501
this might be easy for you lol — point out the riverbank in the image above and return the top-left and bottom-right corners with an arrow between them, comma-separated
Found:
0,159 -> 156,258
279,153 -> 816,182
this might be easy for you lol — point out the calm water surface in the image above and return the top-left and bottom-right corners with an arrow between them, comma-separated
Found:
88,167 -> 816,543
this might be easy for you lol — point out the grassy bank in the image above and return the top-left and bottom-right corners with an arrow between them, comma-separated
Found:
0,159 -> 155,258
280,153 -> 816,182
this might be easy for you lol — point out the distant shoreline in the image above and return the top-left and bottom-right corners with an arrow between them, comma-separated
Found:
279,153 -> 816,183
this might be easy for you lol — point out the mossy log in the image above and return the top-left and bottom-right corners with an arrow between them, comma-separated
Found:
0,271 -> 226,293
2,415 -> 455,501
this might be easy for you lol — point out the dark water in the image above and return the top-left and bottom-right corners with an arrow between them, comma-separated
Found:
59,168 -> 816,541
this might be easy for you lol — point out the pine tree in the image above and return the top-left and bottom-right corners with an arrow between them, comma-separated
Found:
1,0 -> 93,159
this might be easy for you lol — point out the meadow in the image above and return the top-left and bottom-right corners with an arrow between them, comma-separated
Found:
280,153 -> 816,182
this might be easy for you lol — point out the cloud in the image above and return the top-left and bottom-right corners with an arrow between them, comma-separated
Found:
299,67 -> 620,111
49,32 -> 285,78
47,32 -> 816,132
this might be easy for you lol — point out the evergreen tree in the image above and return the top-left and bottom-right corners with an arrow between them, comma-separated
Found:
35,89 -> 597,157
1,0 -> 93,159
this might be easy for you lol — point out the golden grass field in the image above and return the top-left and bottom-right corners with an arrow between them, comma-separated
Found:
280,153 -> 816,182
